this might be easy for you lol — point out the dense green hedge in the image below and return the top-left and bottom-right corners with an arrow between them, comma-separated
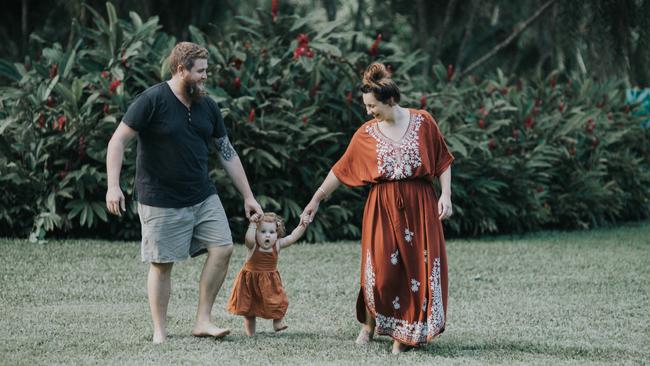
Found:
1,3 -> 648,242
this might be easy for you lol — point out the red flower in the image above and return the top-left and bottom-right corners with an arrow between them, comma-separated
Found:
49,64 -> 58,78
584,118 -> 595,134
109,79 -> 121,94
596,101 -> 605,109
479,106 -> 489,117
78,136 -> 87,160
103,103 -> 110,114
272,0 -> 279,20
420,95 -> 427,109
233,77 -> 241,90
55,115 -> 67,131
297,34 -> 309,46
302,116 -> 308,125
248,107 -> 255,123
346,91 -> 353,104
46,95 -> 55,107
101,71 -> 109,79
487,138 -> 495,151
234,58 -> 243,70
550,76 -> 557,88
559,102 -> 565,113
500,87 -> 509,95
37,114 -> 46,128
309,84 -> 319,98
524,116 -> 535,129
369,33 -> 382,56
478,119 -> 486,129
446,64 -> 454,82
591,137 -> 599,148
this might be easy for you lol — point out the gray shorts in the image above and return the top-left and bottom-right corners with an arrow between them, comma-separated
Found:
137,194 -> 233,263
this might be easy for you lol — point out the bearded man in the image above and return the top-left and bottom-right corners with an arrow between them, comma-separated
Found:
106,42 -> 263,344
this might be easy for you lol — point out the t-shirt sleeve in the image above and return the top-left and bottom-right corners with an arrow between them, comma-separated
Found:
122,92 -> 155,131
332,129 -> 371,187
422,111 -> 454,177
207,98 -> 227,138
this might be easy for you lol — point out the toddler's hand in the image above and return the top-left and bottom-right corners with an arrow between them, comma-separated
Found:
249,213 -> 262,223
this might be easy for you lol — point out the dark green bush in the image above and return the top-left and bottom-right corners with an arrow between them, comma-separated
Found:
1,3 -> 648,242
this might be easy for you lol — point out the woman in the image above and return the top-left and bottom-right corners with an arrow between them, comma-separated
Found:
301,63 -> 454,354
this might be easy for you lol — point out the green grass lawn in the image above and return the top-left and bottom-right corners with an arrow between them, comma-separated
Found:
1,222 -> 649,365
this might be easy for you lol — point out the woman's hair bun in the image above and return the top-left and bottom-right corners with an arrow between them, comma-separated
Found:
363,63 -> 390,86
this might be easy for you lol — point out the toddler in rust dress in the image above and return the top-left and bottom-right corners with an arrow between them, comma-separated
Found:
226,212 -> 307,336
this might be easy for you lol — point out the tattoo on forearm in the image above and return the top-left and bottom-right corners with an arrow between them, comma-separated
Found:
215,136 -> 237,161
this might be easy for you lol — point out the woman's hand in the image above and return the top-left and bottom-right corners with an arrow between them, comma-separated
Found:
438,194 -> 453,220
301,199 -> 320,224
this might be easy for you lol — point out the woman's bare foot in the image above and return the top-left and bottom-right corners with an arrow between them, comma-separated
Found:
355,326 -> 374,345
191,322 -> 230,339
273,319 -> 288,332
152,331 -> 166,344
391,340 -> 415,354
244,316 -> 256,336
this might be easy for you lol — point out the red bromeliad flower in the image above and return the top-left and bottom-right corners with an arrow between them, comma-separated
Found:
234,58 -> 243,70
302,116 -> 308,125
584,118 -> 595,133
55,115 -> 66,131
49,64 -> 58,78
346,91 -> 353,104
478,119 -> 486,129
293,34 -> 314,59
479,106 -> 489,117
248,107 -> 255,123
420,95 -> 427,109
524,116 -> 535,129
101,71 -> 109,79
272,0 -> 279,21
446,64 -> 454,82
109,79 -> 121,94
549,76 -> 557,88
37,114 -> 46,128
233,77 -> 241,90
488,138 -> 495,151
46,95 -> 55,107
103,103 -> 110,114
369,33 -> 382,56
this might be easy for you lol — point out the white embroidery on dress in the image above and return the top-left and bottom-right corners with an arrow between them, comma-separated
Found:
364,250 -> 376,310
366,112 -> 423,180
390,250 -> 399,265
404,228 -> 414,243
411,279 -> 421,292
372,257 -> 446,345
392,296 -> 401,310
429,257 -> 445,334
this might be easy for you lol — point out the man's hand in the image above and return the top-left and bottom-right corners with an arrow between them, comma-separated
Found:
244,197 -> 263,219
106,186 -> 126,216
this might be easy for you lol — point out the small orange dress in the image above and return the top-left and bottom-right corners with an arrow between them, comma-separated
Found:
332,109 -> 454,346
226,243 -> 289,320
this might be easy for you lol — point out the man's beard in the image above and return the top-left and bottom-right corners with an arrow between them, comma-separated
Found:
183,78 -> 206,103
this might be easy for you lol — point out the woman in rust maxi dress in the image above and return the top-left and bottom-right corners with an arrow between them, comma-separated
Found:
301,63 -> 454,354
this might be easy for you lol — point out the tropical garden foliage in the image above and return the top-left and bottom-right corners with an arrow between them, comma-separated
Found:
1,2 -> 648,242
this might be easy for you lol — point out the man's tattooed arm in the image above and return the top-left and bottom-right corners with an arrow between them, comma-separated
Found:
214,136 -> 237,161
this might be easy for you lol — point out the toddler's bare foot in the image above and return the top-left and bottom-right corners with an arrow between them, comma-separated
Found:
244,316 -> 256,336
273,319 -> 288,332
355,327 -> 373,345
191,322 -> 230,339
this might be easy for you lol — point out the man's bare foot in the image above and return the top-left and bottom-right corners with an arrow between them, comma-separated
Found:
273,319 -> 288,332
191,322 -> 230,339
152,331 -> 166,344
244,316 -> 256,336
391,340 -> 415,354
355,327 -> 374,345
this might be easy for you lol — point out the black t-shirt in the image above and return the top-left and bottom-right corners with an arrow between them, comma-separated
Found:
122,82 -> 227,208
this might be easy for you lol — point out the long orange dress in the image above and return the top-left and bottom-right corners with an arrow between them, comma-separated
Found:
332,109 -> 454,346
226,243 -> 289,319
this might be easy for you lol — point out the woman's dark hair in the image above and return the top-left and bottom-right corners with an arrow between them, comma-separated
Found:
359,63 -> 401,104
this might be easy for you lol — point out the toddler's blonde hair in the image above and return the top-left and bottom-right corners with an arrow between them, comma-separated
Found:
259,212 -> 285,237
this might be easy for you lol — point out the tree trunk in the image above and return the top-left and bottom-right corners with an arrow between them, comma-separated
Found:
432,0 -> 459,62
454,0 -> 478,73
415,0 -> 432,78
350,0 -> 365,51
